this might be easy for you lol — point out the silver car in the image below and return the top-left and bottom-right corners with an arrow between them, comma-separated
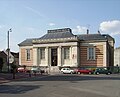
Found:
61,68 -> 76,74
31,67 -> 41,73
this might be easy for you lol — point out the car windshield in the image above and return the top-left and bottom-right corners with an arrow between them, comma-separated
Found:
31,67 -> 40,70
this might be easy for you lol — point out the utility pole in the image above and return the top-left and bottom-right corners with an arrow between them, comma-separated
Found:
7,28 -> 12,72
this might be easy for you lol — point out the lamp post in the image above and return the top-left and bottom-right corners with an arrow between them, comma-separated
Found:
7,28 -> 12,72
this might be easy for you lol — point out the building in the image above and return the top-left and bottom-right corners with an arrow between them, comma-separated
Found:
18,28 -> 114,72
114,47 -> 120,66
0,50 -> 19,72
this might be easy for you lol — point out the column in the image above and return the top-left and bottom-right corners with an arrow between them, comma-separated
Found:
70,46 -> 72,66
33,47 -> 38,66
58,46 -> 62,66
103,42 -> 107,67
45,47 -> 49,66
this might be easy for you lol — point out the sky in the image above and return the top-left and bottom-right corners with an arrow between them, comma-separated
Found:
0,0 -> 120,52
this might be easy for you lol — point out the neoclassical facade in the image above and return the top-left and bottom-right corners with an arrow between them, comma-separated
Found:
18,28 -> 114,72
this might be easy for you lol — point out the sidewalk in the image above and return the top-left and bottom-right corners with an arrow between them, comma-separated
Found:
0,72 -> 46,84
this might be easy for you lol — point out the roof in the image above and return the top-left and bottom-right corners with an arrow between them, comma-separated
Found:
77,34 -> 107,41
19,28 -> 75,46
18,28 -> 113,46
11,52 -> 19,58
39,31 -> 74,39
18,38 -> 34,46
0,51 -> 19,58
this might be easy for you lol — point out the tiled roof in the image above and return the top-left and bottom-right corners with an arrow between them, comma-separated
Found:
77,34 -> 107,41
18,38 -> 34,46
39,31 -> 74,39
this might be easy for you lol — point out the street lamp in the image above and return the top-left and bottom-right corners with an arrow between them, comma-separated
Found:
7,28 -> 12,72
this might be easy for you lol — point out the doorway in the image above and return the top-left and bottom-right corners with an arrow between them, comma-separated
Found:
51,48 -> 57,66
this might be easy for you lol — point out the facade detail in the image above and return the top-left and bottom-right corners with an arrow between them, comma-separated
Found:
18,28 -> 114,72
114,47 -> 120,66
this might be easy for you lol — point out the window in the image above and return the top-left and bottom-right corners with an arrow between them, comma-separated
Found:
40,48 -> 45,59
26,49 -> 31,61
87,47 -> 95,60
64,47 -> 70,59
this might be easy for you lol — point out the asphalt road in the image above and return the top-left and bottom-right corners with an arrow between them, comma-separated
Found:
0,74 -> 120,97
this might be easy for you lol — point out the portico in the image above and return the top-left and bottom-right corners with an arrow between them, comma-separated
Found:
32,40 -> 80,70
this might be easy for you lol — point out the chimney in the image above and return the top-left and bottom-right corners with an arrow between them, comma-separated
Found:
98,30 -> 100,34
87,29 -> 89,34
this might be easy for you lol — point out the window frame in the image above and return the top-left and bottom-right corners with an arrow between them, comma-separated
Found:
26,49 -> 31,61
40,48 -> 45,60
64,47 -> 70,59
87,47 -> 95,60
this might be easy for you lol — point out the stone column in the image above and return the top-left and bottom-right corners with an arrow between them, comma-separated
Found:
58,46 -> 62,66
103,42 -> 107,67
33,47 -> 38,66
70,46 -> 72,66
45,47 -> 49,66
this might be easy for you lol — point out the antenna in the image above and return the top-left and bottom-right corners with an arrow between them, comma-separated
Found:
86,24 -> 90,34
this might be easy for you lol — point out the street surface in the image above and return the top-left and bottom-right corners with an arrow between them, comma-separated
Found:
0,74 -> 120,97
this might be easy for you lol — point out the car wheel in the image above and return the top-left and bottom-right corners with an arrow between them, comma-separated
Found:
96,72 -> 99,75
62,72 -> 65,74
107,72 -> 111,75
89,72 -> 91,74
70,72 -> 73,74
78,72 -> 81,74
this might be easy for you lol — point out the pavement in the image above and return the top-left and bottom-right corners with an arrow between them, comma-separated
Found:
0,72 -> 47,84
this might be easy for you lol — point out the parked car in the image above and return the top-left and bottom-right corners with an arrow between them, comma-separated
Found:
31,67 -> 41,73
76,68 -> 93,74
31,67 -> 45,74
17,67 -> 29,73
94,68 -> 112,75
61,68 -> 76,74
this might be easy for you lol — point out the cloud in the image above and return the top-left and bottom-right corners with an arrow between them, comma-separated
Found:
99,20 -> 120,36
48,23 -> 55,26
72,26 -> 87,34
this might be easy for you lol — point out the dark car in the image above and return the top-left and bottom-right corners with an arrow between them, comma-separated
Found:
76,68 -> 93,74
94,68 -> 112,75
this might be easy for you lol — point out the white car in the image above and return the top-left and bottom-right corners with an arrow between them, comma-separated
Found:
61,68 -> 75,74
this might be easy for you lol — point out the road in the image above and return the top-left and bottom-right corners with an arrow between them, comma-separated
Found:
0,74 -> 120,97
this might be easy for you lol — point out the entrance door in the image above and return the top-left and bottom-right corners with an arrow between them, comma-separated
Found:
51,48 -> 57,66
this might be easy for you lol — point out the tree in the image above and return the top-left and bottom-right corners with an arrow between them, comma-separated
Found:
0,57 -> 3,72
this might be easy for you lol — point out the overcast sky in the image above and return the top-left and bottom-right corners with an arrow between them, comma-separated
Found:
0,0 -> 120,52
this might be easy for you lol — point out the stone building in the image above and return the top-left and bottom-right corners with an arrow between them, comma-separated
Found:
0,50 -> 19,72
114,47 -> 120,66
18,28 -> 114,72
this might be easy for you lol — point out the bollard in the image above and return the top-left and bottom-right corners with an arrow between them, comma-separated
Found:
28,70 -> 31,77
13,69 -> 16,79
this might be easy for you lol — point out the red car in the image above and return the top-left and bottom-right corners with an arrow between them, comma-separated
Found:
17,67 -> 29,73
76,68 -> 93,74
